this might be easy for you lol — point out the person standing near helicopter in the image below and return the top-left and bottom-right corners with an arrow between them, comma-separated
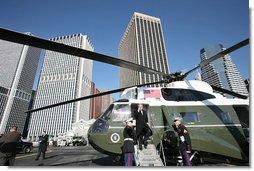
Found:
133,104 -> 151,150
35,131 -> 48,161
172,117 -> 192,166
122,118 -> 137,166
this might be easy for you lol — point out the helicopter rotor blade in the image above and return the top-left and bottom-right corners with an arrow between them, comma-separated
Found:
183,38 -> 249,77
0,27 -> 168,77
25,80 -> 166,113
211,85 -> 248,99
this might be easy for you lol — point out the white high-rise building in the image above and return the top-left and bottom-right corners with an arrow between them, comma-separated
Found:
200,44 -> 248,98
0,33 -> 41,134
28,34 -> 93,140
119,12 -> 169,87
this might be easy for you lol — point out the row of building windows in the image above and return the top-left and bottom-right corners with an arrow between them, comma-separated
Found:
29,112 -> 73,134
14,89 -> 31,101
49,34 -> 83,41
43,57 -> 79,72
40,73 -> 77,82
0,86 -> 9,95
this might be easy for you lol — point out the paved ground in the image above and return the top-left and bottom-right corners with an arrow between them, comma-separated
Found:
13,146 -> 246,167
14,145 -> 124,166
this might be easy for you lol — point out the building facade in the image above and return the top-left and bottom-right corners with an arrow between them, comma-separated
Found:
100,89 -> 115,114
89,85 -> 115,119
119,12 -> 169,88
0,34 -> 41,134
200,44 -> 248,98
28,34 -> 93,140
90,82 -> 102,119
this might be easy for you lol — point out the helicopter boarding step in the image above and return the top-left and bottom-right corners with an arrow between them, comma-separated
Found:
134,144 -> 164,166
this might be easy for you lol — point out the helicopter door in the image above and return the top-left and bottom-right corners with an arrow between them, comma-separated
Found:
131,103 -> 150,125
233,105 -> 249,140
161,105 -> 179,147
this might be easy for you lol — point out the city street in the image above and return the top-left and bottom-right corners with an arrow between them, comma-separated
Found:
14,145 -> 123,166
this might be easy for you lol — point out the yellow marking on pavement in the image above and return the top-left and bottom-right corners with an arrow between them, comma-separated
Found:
16,153 -> 37,159
15,150 -> 52,159
223,163 -> 236,166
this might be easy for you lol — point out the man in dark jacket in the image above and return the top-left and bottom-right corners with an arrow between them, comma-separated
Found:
35,131 -> 48,161
172,118 -> 192,166
0,126 -> 21,166
123,118 -> 137,166
133,104 -> 152,150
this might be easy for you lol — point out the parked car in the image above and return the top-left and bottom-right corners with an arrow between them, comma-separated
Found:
72,136 -> 87,146
16,139 -> 33,153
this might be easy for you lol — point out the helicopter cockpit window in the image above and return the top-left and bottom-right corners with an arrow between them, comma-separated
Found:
180,112 -> 200,122
111,104 -> 131,122
161,88 -> 215,101
91,118 -> 109,133
101,104 -> 114,120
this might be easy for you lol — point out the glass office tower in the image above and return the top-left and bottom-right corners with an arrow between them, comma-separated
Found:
200,44 -> 248,98
119,12 -> 169,88
28,34 -> 93,140
0,33 -> 41,134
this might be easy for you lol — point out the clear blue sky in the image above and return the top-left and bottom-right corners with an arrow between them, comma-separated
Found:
0,0 -> 250,99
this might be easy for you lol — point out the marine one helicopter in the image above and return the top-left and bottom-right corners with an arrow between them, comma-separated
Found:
0,28 -> 249,165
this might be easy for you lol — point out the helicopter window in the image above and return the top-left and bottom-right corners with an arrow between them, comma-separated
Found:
180,112 -> 200,122
101,104 -> 114,120
161,88 -> 215,101
111,104 -> 131,122
233,106 -> 249,127
220,112 -> 233,124
91,118 -> 109,133
170,112 -> 175,120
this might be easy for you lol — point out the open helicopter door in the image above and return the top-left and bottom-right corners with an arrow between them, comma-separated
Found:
130,103 -> 150,125
161,105 -> 177,142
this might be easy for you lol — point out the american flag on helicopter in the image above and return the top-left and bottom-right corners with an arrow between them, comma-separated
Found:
143,89 -> 161,99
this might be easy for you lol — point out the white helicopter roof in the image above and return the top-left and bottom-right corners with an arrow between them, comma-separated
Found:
166,80 -> 213,94
120,80 -> 248,106
121,80 -> 215,99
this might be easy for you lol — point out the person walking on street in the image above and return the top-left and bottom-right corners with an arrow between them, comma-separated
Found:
133,104 -> 151,150
35,131 -> 48,161
122,118 -> 137,166
0,126 -> 21,166
172,117 -> 192,166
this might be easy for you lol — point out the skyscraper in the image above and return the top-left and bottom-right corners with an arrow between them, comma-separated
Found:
119,12 -> 169,88
200,44 -> 248,98
28,34 -> 93,140
0,33 -> 41,134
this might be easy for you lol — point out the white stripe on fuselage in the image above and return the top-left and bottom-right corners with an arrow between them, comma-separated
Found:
108,124 -> 241,129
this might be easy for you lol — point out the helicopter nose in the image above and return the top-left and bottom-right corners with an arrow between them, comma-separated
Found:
87,118 -> 109,144
88,118 -> 109,134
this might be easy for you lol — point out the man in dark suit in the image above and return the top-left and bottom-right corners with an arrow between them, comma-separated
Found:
35,131 -> 48,161
133,104 -> 151,150
0,126 -> 21,166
